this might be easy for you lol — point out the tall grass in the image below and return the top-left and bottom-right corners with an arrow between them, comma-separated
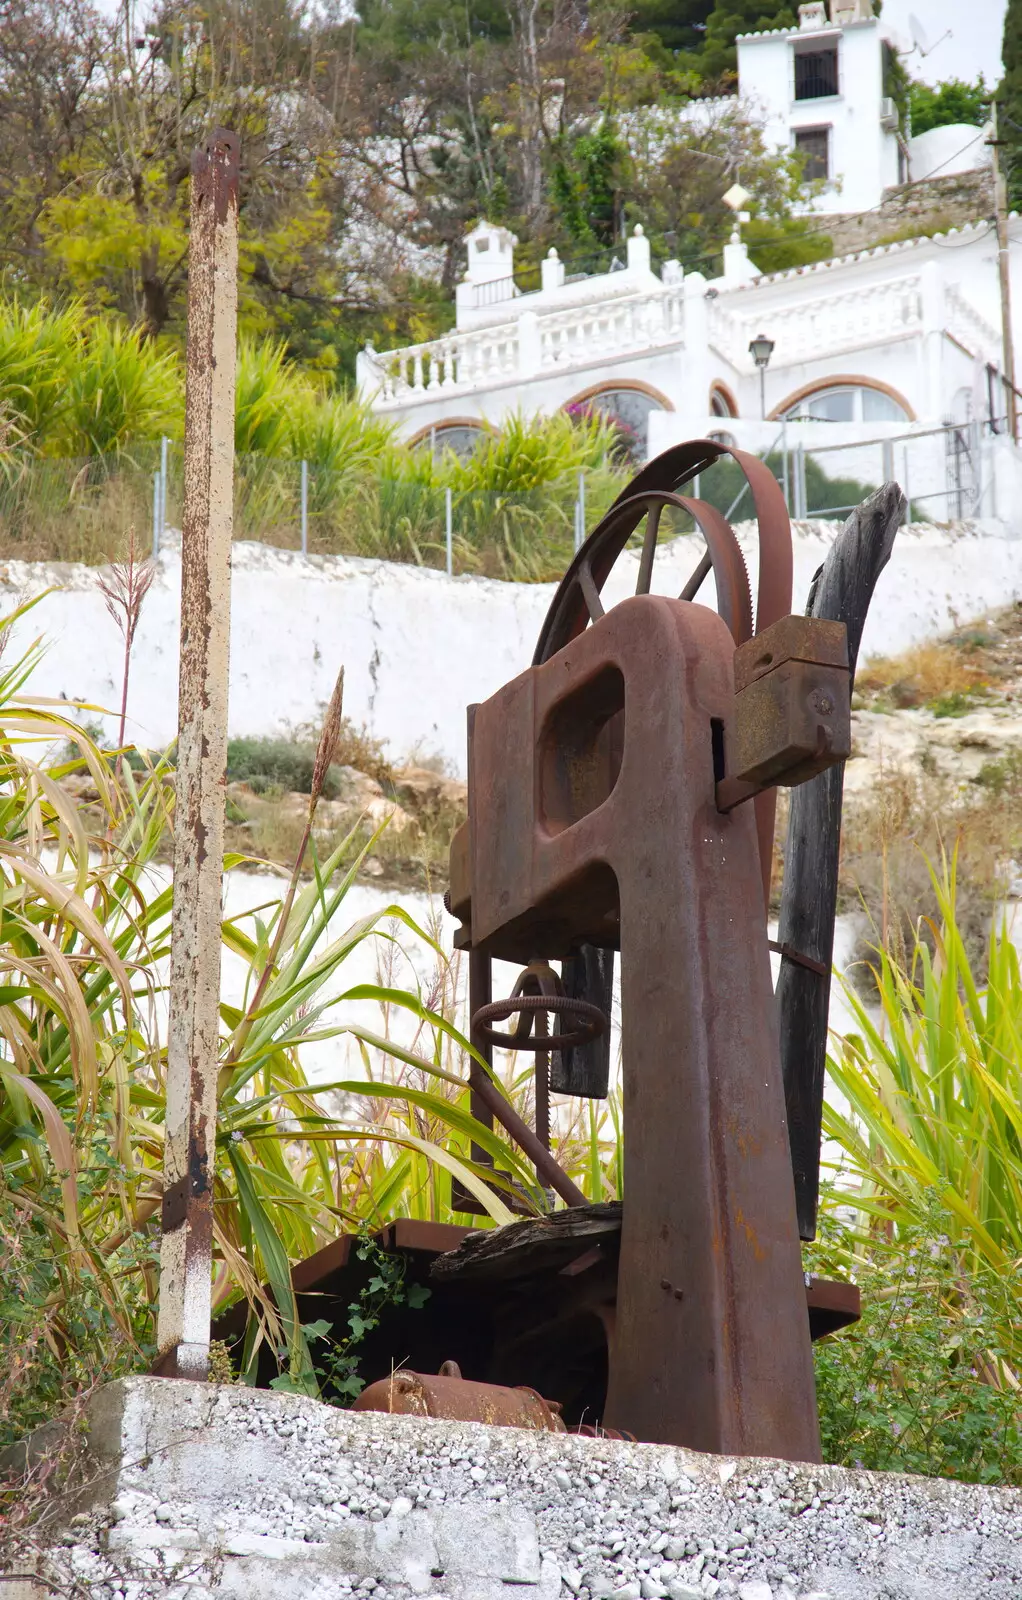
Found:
0,605 -> 576,1439
0,296 -> 181,457
0,292 -> 633,578
824,858 -> 1022,1373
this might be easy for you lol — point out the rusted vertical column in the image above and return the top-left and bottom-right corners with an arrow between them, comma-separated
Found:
156,129 -> 240,1381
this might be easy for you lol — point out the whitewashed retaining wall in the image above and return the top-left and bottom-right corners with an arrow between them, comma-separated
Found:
9,1378 -> 1022,1600
1,521 -> 1019,778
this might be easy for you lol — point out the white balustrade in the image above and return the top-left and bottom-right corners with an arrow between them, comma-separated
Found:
709,276 -> 925,371
371,287 -> 686,407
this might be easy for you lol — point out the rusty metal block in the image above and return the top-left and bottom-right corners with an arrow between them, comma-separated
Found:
728,615 -> 850,791
353,1362 -> 566,1432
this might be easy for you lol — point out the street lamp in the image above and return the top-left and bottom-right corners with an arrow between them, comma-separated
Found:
749,333 -> 775,420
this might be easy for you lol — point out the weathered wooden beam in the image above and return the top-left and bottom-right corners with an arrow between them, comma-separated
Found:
776,481 -> 905,1241
155,129 -> 240,1380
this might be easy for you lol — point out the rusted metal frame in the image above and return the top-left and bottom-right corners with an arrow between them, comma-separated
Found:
466,443 -> 794,1216
468,597 -> 820,1460
155,130 -> 240,1382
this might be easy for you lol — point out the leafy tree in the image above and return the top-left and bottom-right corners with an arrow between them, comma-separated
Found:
620,97 -> 811,274
1000,0 -> 1022,208
1,0 -> 383,345
697,0 -> 797,82
742,215 -> 833,274
908,76 -> 990,136
549,120 -> 624,245
627,0 -> 716,58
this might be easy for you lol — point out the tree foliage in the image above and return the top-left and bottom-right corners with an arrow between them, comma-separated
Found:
908,76 -> 990,137
0,0 -> 826,380
1000,0 -> 1022,208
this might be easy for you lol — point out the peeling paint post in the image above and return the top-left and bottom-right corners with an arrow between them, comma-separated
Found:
155,129 -> 240,1382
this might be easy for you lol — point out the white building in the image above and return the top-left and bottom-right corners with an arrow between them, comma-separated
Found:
357,1 -> 1017,526
736,0 -> 990,213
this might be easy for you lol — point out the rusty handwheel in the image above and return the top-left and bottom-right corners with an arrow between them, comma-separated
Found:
473,994 -> 608,1052
473,961 -> 610,1150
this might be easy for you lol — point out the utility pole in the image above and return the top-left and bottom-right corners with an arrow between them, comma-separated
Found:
156,129 -> 240,1381
990,100 -> 1018,441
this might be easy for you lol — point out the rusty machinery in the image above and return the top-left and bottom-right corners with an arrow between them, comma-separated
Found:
444,440 -> 852,1464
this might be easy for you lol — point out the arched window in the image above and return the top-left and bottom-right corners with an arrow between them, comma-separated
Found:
780,383 -> 909,424
564,384 -> 669,460
710,384 -> 738,419
415,421 -> 488,460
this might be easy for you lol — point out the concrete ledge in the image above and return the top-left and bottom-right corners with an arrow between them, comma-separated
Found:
4,1377 -> 1021,1599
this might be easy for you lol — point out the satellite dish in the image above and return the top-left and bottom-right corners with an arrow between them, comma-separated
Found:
907,12 -> 951,57
908,13 -> 930,54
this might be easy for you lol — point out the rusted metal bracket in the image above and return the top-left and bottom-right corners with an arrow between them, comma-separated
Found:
716,616 -> 851,813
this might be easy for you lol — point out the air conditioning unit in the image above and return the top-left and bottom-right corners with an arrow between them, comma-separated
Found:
879,96 -> 899,131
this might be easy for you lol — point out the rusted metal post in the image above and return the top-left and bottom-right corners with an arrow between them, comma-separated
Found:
156,129 -> 240,1381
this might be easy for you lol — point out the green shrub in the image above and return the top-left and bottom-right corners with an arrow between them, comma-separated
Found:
227,735 -> 326,796
810,1200 -> 1022,1485
227,721 -> 392,796
929,688 -> 986,718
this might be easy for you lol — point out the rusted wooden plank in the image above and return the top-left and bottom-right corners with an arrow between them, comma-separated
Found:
776,482 -> 904,1241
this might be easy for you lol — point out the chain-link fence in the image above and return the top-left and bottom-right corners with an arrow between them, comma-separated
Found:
0,444 -> 626,582
0,422 -> 1007,579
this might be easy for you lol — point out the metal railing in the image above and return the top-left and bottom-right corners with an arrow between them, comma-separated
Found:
470,276 -> 519,310
0,422 -> 1009,582
794,48 -> 839,100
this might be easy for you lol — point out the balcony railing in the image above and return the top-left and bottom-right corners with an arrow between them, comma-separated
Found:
364,285 -> 686,405
470,276 -> 519,310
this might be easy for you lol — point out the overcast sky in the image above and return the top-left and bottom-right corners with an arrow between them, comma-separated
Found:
881,0 -> 1005,88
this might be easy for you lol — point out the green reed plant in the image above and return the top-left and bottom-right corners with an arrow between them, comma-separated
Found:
0,295 -> 181,457
0,606 -> 550,1437
59,322 -> 182,457
823,855 -> 1022,1379
0,296 -> 82,449
234,336 -> 300,458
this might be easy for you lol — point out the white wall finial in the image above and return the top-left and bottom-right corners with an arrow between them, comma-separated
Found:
627,225 -> 652,274
541,248 -> 565,293
798,2 -> 827,29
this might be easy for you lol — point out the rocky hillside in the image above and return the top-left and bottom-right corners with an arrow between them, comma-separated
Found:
837,601 -> 1022,974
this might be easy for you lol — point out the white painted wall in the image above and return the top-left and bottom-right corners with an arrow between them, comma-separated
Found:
909,123 -> 991,183
737,17 -> 901,215
3,524 -> 1019,778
